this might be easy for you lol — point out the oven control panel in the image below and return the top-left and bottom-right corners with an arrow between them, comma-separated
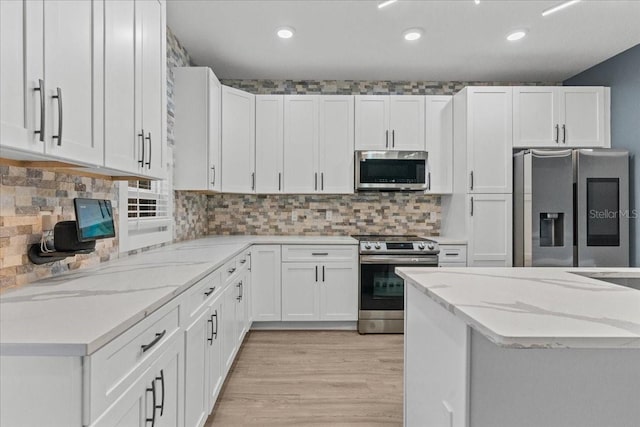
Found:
359,241 -> 439,255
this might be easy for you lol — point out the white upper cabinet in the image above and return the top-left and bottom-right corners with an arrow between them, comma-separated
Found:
0,0 -> 104,165
221,85 -> 255,193
466,87 -> 513,194
318,96 -> 354,194
388,96 -> 425,150
355,95 -> 425,151
255,95 -> 284,193
103,0 -> 136,173
513,86 -> 608,148
354,96 -> 389,150
425,95 -> 453,194
281,95 -> 354,194
43,0 -> 104,165
283,95 -> 318,193
135,0 -> 166,179
559,86 -> 607,147
0,0 -> 44,154
174,67 -> 221,191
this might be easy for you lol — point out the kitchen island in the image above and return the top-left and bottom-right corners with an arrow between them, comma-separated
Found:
396,267 -> 640,427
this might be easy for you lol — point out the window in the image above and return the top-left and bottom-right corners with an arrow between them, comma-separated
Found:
119,178 -> 173,252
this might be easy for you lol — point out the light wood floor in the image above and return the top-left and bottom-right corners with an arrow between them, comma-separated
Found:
205,330 -> 404,426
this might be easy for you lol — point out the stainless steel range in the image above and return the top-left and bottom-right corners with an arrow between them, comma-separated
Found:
353,235 -> 439,334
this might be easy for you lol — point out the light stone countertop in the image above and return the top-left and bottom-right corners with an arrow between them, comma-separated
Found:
424,236 -> 468,245
0,235 -> 357,357
396,267 -> 640,349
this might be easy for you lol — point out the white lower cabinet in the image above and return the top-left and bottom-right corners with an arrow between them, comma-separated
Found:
91,332 -> 183,427
251,245 -> 282,321
468,194 -> 512,267
281,259 -> 357,322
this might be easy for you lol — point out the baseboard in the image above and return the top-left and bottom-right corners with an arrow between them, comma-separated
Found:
250,321 -> 357,331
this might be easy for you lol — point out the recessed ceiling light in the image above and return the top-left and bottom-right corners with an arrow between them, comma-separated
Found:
506,30 -> 527,41
378,0 -> 398,9
276,27 -> 294,39
542,0 -> 581,17
474,0 -> 480,4
403,28 -> 423,41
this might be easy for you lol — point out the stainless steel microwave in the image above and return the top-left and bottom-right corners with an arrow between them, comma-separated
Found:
355,151 -> 428,191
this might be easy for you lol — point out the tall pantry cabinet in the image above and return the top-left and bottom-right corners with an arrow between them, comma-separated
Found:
442,87 -> 513,267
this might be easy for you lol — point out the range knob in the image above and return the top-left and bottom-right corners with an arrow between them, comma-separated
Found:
364,243 -> 372,250
427,243 -> 435,251
418,242 -> 426,250
374,242 -> 382,249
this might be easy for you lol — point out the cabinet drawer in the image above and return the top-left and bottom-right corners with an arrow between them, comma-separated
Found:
282,245 -> 357,262
85,300 -> 181,424
438,245 -> 467,265
184,269 -> 221,320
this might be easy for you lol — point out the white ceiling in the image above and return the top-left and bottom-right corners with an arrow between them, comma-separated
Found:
166,0 -> 640,82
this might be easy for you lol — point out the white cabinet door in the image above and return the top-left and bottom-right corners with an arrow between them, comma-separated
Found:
283,95 -> 318,193
468,194 -> 512,267
559,87 -> 605,147
251,245 -> 282,322
173,67 -> 221,191
354,96 -> 389,150
90,372 -> 147,427
43,0 -> 103,165
0,0 -> 43,154
207,299 -> 223,413
255,95 -> 284,193
153,337 -> 183,427
221,86 -> 255,193
103,0 -> 137,173
235,276 -> 246,346
183,309 -> 210,427
281,263 -> 319,321
319,262 -> 357,321
389,95 -> 425,150
136,0 -> 165,179
318,96 -> 354,194
220,282 -> 237,374
467,87 -> 513,194
425,96 -> 453,194
513,87 -> 559,148
207,72 -> 221,192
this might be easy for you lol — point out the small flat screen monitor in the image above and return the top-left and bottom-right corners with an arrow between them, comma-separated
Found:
74,198 -> 116,242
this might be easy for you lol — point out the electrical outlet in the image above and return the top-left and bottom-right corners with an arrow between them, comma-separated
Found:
291,211 -> 298,221
325,210 -> 332,221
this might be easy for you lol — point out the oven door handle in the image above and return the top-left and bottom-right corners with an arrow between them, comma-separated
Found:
360,255 -> 438,265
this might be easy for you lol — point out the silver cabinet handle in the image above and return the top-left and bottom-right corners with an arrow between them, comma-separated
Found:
428,172 -> 431,191
312,252 -> 329,256
146,380 -> 157,427
385,130 -> 389,148
322,265 -> 325,282
52,87 -> 62,145
315,265 -> 318,282
278,172 -> 282,191
555,124 -> 559,143
211,166 -> 216,186
34,79 -> 45,142
470,197 -> 474,216
392,129 -> 395,148
251,172 -> 255,190
145,132 -> 152,169
469,171 -> 474,191
314,172 -> 318,191
562,124 -> 566,143
321,172 -> 324,191
138,129 -> 145,166
228,267 -> 236,274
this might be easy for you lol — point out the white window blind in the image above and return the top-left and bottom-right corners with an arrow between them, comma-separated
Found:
127,179 -> 171,231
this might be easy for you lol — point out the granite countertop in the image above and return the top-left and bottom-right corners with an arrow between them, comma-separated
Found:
396,267 -> 640,349
0,235 -> 357,357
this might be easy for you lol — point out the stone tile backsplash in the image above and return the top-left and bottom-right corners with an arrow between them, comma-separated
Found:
208,193 -> 440,237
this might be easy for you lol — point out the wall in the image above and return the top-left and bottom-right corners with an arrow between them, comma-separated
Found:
208,193 -> 440,236
209,79 -> 556,236
0,167 -> 119,289
564,44 -> 640,266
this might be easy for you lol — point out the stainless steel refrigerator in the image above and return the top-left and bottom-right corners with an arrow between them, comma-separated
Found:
513,149 -> 630,267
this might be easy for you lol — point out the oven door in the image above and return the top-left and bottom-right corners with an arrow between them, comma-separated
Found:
359,255 -> 437,315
